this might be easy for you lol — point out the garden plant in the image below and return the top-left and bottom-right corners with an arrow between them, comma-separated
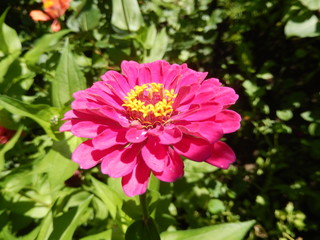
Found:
0,0 -> 319,239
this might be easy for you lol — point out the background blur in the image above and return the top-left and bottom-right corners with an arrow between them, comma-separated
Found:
0,0 -> 319,239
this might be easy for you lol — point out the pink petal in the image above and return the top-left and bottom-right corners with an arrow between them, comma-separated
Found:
173,135 -> 212,162
177,121 -> 223,144
215,110 -> 241,134
122,156 -> 151,197
153,148 -> 184,182
92,128 -> 127,150
72,140 -> 106,169
101,143 -> 142,178
59,120 -> 72,132
125,127 -> 148,143
173,102 -> 222,122
29,10 -> 51,21
98,106 -> 129,127
101,71 -> 131,97
214,86 -> 239,107
70,119 -> 107,138
50,19 -> 61,32
141,137 -> 167,172
205,141 -> 236,169
120,61 -> 140,87
158,127 -> 182,145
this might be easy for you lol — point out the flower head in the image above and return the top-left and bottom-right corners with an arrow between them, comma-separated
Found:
60,60 -> 241,197
29,0 -> 71,32
0,126 -> 15,144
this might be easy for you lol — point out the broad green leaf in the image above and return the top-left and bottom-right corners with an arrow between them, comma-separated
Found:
111,0 -> 143,32
90,176 -> 122,219
42,148 -> 78,191
298,0 -> 320,10
285,15 -> 320,38
207,199 -> 226,214
24,30 -> 70,65
144,24 -> 157,49
37,211 -> 54,240
143,28 -> 169,63
276,110 -> 293,121
52,39 -> 87,108
48,195 -> 93,240
79,229 -> 112,240
0,95 -> 60,140
0,51 -> 20,85
0,125 -> 23,171
71,0 -> 102,31
125,219 -> 160,240
161,220 -> 255,240
0,8 -> 22,55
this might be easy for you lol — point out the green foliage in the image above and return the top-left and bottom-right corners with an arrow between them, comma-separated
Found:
0,0 -> 319,239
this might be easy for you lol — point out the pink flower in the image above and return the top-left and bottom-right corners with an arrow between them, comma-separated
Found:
60,60 -> 241,197
29,0 -> 71,32
0,126 -> 15,144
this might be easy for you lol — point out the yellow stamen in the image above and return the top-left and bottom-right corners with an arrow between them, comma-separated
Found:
122,83 -> 177,127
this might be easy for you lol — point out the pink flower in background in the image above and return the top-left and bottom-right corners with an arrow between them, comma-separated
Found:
60,60 -> 241,197
0,126 -> 15,144
29,0 -> 71,32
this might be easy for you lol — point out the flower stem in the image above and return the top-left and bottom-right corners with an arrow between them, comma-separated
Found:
139,193 -> 149,223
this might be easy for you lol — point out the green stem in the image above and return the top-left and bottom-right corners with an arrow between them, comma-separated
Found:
139,193 -> 149,223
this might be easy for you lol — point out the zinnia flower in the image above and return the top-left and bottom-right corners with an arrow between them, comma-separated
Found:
60,60 -> 241,197
29,0 -> 71,32
0,126 -> 15,144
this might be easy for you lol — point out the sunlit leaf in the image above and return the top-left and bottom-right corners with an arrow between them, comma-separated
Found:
143,28 -> 169,63
90,176 -> 122,219
24,30 -> 70,65
52,39 -> 87,108
161,220 -> 255,240
285,15 -> 320,38
0,95 -> 60,140
79,229 -> 112,240
111,0 -> 143,32
298,0 -> 320,10
0,8 -> 22,55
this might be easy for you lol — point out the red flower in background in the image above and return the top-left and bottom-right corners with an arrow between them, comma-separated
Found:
60,60 -> 241,197
0,126 -> 15,144
29,0 -> 71,32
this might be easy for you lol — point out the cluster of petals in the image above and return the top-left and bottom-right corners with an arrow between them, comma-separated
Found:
60,60 -> 241,197
29,0 -> 71,32
0,126 -> 15,144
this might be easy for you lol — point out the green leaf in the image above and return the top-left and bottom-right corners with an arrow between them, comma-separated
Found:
207,199 -> 226,214
90,176 -> 122,219
42,148 -> 78,192
0,125 -> 23,171
52,39 -> 87,108
37,211 -> 54,240
24,30 -> 70,65
125,218 -> 161,240
0,95 -> 60,140
161,220 -> 255,240
143,28 -> 169,63
0,51 -> 20,86
67,0 -> 102,32
111,0 -> 143,32
79,229 -> 112,240
47,195 -> 93,240
285,15 -> 320,38
0,8 -> 22,55
276,110 -> 293,121
298,0 -> 320,10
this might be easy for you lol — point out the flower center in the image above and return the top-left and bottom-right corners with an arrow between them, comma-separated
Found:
43,0 -> 54,9
122,83 -> 177,128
